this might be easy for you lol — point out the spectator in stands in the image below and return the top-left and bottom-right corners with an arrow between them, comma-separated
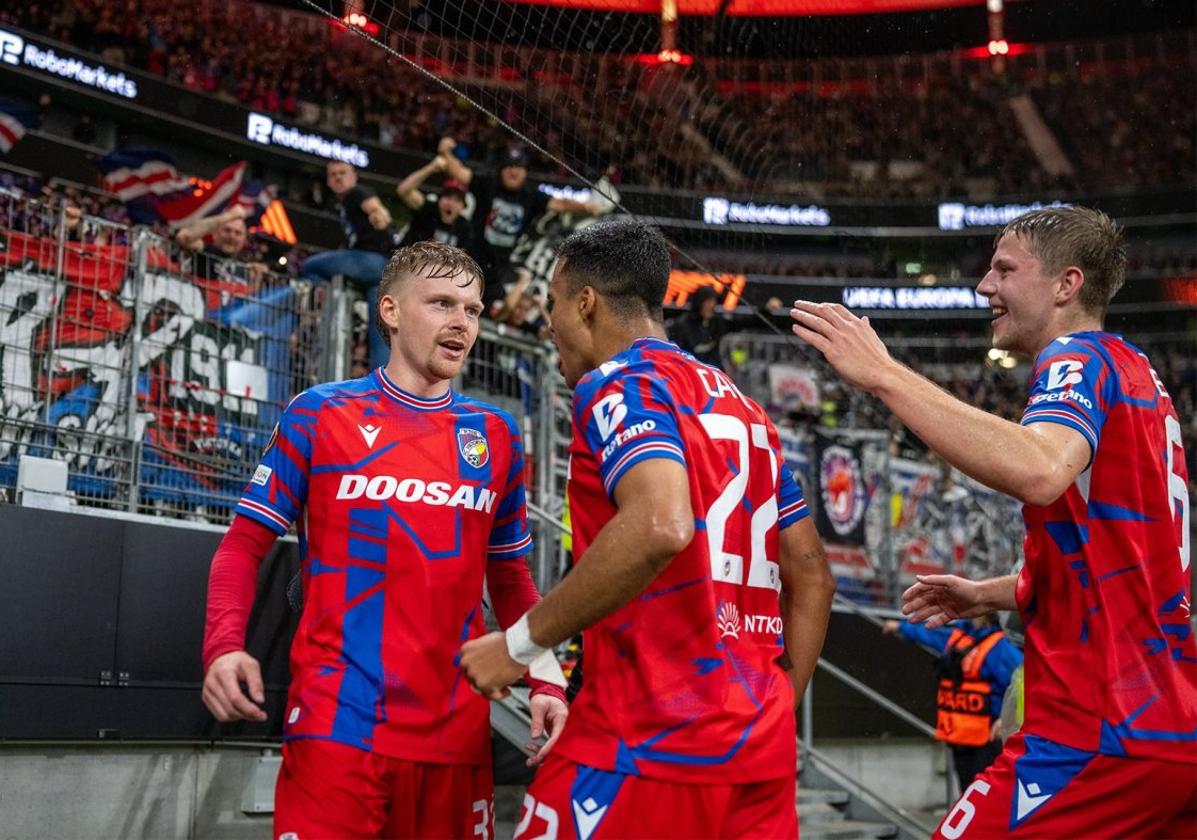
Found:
458,146 -> 599,311
492,269 -> 548,339
882,614 -> 1022,791
299,161 -> 401,369
175,205 -> 268,285
395,139 -> 475,251
668,286 -> 734,368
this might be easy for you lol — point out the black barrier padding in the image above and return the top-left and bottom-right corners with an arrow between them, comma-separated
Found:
0,684 -> 292,739
0,505 -> 124,684
0,505 -> 300,739
114,524 -> 299,691
810,611 -> 939,738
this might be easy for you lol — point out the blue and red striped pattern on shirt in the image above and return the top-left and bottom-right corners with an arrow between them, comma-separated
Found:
1017,332 -> 1195,763
235,368 -> 533,764
555,337 -> 809,784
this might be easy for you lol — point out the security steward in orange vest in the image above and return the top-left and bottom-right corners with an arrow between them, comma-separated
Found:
884,614 -> 1023,790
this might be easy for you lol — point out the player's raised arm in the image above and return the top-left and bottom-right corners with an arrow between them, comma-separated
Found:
789,301 -> 1092,507
901,573 -> 1019,629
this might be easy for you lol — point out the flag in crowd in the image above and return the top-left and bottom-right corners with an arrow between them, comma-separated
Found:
0,98 -> 39,155
96,148 -> 274,230
155,160 -> 246,228
96,147 -> 193,223
96,147 -> 191,202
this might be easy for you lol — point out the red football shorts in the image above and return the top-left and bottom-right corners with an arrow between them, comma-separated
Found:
513,753 -> 797,839
934,732 -> 1197,839
274,739 -> 495,839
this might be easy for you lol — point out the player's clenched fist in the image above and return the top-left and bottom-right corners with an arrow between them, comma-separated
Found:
202,650 -> 268,723
460,631 -> 526,700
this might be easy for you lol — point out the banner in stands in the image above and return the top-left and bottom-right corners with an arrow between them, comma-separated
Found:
889,456 -> 1023,583
779,427 -> 874,583
812,430 -> 869,547
0,229 -> 294,509
768,364 -> 820,413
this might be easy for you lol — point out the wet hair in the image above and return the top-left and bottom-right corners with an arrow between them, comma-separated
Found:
554,216 -> 671,321
998,205 -> 1126,317
376,241 -> 484,339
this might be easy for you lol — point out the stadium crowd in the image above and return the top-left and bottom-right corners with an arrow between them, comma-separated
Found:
4,167 -> 1192,470
4,0 -> 1195,197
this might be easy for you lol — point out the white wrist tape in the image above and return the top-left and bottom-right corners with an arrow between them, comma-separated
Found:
505,613 -> 548,666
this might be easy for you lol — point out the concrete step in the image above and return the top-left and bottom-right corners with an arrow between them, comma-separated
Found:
797,787 -> 851,806
796,801 -> 847,823
798,819 -> 899,839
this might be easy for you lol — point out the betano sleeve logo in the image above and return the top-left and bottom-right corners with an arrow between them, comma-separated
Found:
591,393 -> 627,443
1045,359 -> 1084,391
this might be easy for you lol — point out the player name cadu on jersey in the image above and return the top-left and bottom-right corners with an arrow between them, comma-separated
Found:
556,337 -> 810,784
236,368 -> 533,764
1017,331 -> 1195,764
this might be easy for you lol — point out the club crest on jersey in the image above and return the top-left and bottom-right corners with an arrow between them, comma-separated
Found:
819,445 -> 866,537
457,428 -> 490,468
717,601 -> 740,639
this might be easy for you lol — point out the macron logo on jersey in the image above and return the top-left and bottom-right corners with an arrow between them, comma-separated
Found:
1015,779 -> 1053,822
336,475 -> 497,512
592,394 -> 627,442
598,360 -> 626,378
1046,359 -> 1084,391
359,424 -> 381,448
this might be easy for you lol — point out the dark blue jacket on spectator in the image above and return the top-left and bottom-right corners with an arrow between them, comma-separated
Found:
897,620 -> 1023,718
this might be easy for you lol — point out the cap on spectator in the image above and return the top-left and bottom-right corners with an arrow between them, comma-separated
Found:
441,178 -> 469,198
502,147 -> 529,169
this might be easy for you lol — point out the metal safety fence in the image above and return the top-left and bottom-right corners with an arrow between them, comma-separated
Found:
0,193 -> 348,520
457,322 -> 574,593
0,190 -> 1028,611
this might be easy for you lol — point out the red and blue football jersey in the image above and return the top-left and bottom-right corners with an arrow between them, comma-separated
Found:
1018,331 -> 1195,764
554,337 -> 809,784
236,368 -> 533,764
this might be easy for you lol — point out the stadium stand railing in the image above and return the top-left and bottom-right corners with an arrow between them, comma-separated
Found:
0,193 -> 346,519
0,190 -> 576,590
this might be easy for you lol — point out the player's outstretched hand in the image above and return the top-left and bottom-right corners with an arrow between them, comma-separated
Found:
526,693 -> 569,767
460,631 -> 525,700
789,300 -> 895,393
901,574 -> 986,629
203,650 -> 268,723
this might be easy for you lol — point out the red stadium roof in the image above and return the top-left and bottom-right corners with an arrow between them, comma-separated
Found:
503,0 -> 991,15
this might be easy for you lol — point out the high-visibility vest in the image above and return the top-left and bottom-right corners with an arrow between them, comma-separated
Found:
935,628 -> 1005,747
